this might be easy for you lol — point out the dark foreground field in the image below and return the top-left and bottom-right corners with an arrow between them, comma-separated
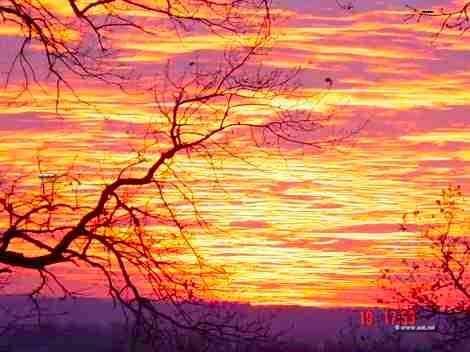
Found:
0,297 -> 467,352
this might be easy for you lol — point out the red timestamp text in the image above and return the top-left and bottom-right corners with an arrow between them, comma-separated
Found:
359,309 -> 417,327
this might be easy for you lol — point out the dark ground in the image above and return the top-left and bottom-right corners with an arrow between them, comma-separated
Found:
0,296 -> 466,351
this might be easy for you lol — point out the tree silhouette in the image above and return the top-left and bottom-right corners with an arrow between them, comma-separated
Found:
0,1 -> 360,350
405,3 -> 470,38
380,185 -> 470,349
0,0 -> 271,92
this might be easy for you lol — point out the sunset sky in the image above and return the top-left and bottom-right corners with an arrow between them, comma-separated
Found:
0,0 -> 469,307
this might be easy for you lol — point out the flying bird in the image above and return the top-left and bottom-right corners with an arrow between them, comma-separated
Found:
325,77 -> 333,88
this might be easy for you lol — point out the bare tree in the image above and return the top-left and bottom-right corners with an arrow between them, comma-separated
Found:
0,0 -> 271,105
380,185 -> 470,349
0,1 -> 361,351
0,52 -> 353,348
405,3 -> 470,38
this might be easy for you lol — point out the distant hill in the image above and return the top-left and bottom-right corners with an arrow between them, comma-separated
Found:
0,295 -> 461,351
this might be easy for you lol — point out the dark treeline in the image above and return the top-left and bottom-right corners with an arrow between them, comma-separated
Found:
0,319 -> 467,352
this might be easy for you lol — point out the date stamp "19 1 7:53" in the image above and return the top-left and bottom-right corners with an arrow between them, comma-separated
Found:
359,309 -> 437,332
359,309 -> 416,327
